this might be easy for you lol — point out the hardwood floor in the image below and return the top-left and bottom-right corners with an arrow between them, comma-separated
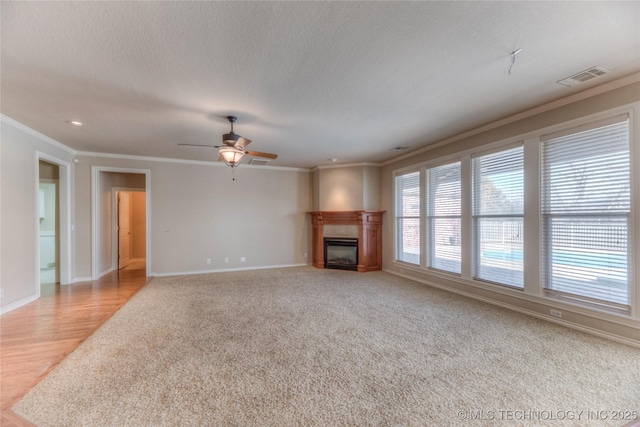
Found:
1,266 -> 148,426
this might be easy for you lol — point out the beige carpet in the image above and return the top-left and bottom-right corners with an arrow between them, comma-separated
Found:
14,267 -> 640,426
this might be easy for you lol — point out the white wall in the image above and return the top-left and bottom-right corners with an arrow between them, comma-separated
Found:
362,165 -> 380,210
73,156 -> 312,277
38,182 -> 58,280
312,169 -> 320,211
317,164 -> 381,211
318,166 -> 363,211
39,182 -> 57,233
1,119 -> 74,309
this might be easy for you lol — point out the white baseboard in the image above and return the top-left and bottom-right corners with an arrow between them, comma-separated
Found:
151,263 -> 311,277
100,267 -> 115,278
1,294 -> 38,315
71,276 -> 93,284
385,269 -> 640,349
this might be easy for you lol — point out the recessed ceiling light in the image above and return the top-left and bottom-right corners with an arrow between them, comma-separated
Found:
330,158 -> 338,162
66,120 -> 84,127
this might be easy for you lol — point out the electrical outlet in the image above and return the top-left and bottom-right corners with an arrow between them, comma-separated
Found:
206,258 -> 211,265
304,252 -> 307,258
550,309 -> 562,318
225,257 -> 229,263
0,289 -> 3,299
240,257 -> 246,262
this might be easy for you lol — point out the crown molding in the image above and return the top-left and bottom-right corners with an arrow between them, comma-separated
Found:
313,162 -> 381,171
1,115 -> 77,155
381,72 -> 640,167
5,71 -> 638,171
76,151 -> 311,172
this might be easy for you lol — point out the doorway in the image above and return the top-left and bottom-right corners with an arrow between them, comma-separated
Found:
36,153 -> 71,297
91,166 -> 150,280
116,190 -> 146,271
38,161 -> 59,289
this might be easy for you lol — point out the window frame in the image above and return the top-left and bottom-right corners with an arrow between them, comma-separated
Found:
390,104 -> 638,319
540,115 -> 632,312
394,169 -> 422,265
471,144 -> 525,289
425,160 -> 462,274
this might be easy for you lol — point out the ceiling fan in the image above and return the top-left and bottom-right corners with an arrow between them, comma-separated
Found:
179,116 -> 278,168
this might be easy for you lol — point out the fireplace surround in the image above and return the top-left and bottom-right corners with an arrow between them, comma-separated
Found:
308,211 -> 385,272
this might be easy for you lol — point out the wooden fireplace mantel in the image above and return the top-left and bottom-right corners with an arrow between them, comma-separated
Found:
307,211 -> 385,272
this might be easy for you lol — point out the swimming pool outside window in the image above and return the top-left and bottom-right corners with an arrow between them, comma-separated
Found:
472,145 -> 524,288
541,116 -> 630,310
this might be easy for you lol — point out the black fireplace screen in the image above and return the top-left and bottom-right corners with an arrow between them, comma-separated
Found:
324,238 -> 358,271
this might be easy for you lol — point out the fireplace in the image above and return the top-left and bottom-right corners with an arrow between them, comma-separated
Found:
324,238 -> 358,271
308,211 -> 384,272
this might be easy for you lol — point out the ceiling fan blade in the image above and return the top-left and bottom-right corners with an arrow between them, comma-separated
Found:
178,143 -> 217,148
235,136 -> 252,149
245,150 -> 278,159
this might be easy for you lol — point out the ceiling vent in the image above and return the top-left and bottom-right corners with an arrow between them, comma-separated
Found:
557,66 -> 608,87
391,146 -> 410,151
249,158 -> 271,166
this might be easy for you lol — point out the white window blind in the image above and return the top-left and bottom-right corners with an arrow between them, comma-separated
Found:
395,171 -> 421,264
541,118 -> 630,310
472,146 -> 524,288
426,162 -> 461,273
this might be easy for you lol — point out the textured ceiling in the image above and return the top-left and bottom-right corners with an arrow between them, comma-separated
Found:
2,1 -> 639,168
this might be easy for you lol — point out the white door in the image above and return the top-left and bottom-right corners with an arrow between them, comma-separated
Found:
118,192 -> 131,269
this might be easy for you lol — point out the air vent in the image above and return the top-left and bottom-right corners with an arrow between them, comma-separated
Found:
249,158 -> 271,166
557,66 -> 608,87
391,146 -> 410,151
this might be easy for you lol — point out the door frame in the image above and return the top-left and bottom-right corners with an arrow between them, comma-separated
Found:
35,152 -> 71,297
111,187 -> 146,272
91,166 -> 151,280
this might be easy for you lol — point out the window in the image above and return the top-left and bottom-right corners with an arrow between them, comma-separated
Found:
541,117 -> 630,310
391,107 -> 637,317
426,162 -> 461,273
395,171 -> 421,264
473,146 -> 524,288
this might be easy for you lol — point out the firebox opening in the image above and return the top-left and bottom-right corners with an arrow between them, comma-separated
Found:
324,238 -> 358,271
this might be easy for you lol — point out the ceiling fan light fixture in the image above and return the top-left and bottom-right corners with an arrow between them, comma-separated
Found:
219,147 -> 245,167
222,132 -> 240,145
179,115 -> 275,175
